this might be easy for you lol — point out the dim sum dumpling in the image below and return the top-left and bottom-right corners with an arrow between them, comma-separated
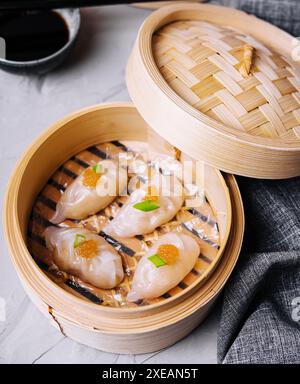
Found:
127,232 -> 200,301
104,173 -> 184,238
51,159 -> 127,223
45,227 -> 124,289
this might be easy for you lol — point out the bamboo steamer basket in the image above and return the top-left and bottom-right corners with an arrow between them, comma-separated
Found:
3,103 -> 240,353
13,173 -> 243,354
127,3 -> 300,179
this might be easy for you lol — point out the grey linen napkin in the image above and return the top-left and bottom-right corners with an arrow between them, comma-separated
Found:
218,177 -> 300,364
207,0 -> 300,364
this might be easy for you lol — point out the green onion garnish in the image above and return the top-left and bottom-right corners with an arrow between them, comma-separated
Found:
92,164 -> 102,173
133,200 -> 160,212
148,254 -> 167,268
73,234 -> 86,248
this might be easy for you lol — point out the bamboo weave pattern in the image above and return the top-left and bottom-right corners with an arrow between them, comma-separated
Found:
153,20 -> 300,141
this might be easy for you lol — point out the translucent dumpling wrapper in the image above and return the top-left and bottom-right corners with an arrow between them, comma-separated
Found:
104,172 -> 184,238
127,232 -> 200,301
51,159 -> 127,223
45,227 -> 124,289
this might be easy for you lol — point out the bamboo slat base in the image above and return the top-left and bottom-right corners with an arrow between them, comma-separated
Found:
27,139 -> 228,308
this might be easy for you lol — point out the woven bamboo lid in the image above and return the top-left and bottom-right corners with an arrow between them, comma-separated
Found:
126,3 -> 300,179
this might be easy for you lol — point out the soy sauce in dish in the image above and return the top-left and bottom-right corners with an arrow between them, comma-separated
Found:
0,11 -> 69,61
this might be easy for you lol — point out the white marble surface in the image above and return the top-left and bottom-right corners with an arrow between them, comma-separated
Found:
0,5 -> 219,364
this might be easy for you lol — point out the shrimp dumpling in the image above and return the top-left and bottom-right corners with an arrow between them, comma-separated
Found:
45,227 -> 124,289
127,232 -> 200,301
104,173 -> 184,238
51,159 -> 127,223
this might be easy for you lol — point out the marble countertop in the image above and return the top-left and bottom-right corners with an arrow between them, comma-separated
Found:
0,5 -> 219,364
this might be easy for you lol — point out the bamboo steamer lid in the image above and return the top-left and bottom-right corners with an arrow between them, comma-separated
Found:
126,3 -> 300,179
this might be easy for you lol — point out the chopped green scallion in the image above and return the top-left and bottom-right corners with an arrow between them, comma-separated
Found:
92,164 -> 102,173
148,254 -> 167,268
73,234 -> 86,248
133,200 -> 160,212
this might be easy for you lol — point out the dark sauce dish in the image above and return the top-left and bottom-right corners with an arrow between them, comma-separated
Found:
0,8 -> 80,74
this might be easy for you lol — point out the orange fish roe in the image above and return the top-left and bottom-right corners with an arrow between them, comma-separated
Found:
157,244 -> 179,265
143,185 -> 159,202
75,239 -> 98,259
82,168 -> 102,189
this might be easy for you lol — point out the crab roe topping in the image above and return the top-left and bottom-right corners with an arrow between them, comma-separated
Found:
83,168 -> 102,189
157,244 -> 179,265
75,239 -> 98,259
143,185 -> 159,202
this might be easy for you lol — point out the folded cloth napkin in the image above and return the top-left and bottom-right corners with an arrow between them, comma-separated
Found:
208,0 -> 300,364
218,177 -> 300,364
